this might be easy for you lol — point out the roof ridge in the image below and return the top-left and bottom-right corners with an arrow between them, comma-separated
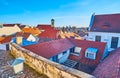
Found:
95,13 -> 120,16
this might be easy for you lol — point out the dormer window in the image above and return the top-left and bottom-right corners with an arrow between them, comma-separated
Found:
85,47 -> 98,60
74,47 -> 82,54
70,47 -> 82,55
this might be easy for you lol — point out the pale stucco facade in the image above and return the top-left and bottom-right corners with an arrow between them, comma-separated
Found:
27,34 -> 36,42
0,25 -> 21,36
87,32 -> 120,51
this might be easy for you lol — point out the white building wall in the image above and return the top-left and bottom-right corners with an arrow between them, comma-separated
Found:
100,45 -> 108,61
0,44 -> 6,50
58,50 -> 70,63
58,53 -> 63,59
49,50 -> 70,63
87,32 -> 120,51
27,34 -> 36,42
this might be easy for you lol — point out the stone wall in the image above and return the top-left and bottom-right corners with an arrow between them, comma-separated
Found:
10,43 -> 95,78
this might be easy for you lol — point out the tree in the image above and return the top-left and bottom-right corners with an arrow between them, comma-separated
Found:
61,26 -> 65,33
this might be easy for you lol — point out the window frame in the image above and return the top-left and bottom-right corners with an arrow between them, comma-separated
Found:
63,51 -> 67,55
85,48 -> 98,60
85,51 -> 96,60
111,37 -> 119,48
95,36 -> 101,42
74,47 -> 82,54
70,47 -> 75,53
70,47 -> 81,55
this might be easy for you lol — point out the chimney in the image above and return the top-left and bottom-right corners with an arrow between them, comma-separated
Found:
16,32 -> 23,45
51,18 -> 55,27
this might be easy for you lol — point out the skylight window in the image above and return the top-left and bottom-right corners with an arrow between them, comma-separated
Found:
85,47 -> 98,60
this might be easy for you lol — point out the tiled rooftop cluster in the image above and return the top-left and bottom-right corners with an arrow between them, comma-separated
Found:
1,13 -> 120,78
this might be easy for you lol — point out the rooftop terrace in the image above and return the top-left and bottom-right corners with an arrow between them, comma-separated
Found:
0,50 -> 48,78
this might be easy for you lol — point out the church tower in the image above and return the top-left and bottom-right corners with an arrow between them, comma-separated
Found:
51,18 -> 55,27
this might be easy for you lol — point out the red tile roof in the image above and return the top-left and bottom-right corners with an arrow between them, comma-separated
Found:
22,33 -> 31,39
16,32 -> 32,39
16,32 -> 23,36
23,37 -> 106,66
0,36 -> 13,44
18,25 -> 26,29
37,24 -> 52,30
38,30 -> 59,39
3,24 -> 20,27
68,38 -> 107,66
23,38 -> 74,58
78,32 -> 88,37
37,24 -> 59,39
90,13 -> 120,33
92,48 -> 120,78
22,28 -> 41,36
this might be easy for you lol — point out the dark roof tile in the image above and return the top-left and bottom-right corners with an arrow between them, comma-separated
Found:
23,38 -> 74,58
92,48 -> 120,78
0,36 -> 14,44
68,38 -> 107,66
90,13 -> 120,33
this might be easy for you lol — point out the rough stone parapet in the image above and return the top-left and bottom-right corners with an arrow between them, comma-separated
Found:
10,43 -> 95,78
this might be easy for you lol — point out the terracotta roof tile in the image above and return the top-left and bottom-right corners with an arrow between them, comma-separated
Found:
0,36 -> 14,44
23,38 -> 74,58
68,38 -> 107,66
0,37 -> 5,42
38,30 -> 59,39
16,32 -> 32,39
37,24 -> 59,39
78,32 -> 88,37
92,48 -> 120,78
16,32 -> 23,36
22,28 -> 41,36
90,13 -> 120,33
37,24 -> 52,30
18,25 -> 26,29
23,37 -> 106,66
22,33 -> 31,39
3,24 -> 20,27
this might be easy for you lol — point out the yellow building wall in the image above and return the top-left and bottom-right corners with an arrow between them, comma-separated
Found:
0,25 -> 21,36
16,37 -> 23,45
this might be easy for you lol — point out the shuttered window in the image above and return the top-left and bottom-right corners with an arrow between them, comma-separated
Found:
111,37 -> 119,48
